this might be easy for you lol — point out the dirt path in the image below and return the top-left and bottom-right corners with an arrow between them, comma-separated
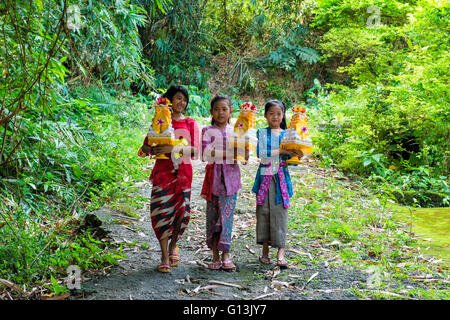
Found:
79,157 -> 368,300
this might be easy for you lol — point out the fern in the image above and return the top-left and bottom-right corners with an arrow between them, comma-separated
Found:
294,47 -> 320,65
265,45 -> 319,72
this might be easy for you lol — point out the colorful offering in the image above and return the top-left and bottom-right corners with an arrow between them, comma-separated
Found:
147,97 -> 175,159
280,106 -> 313,164
229,102 -> 257,162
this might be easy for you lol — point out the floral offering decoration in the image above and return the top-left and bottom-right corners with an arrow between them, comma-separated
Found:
228,102 -> 258,162
234,102 -> 257,136
146,97 -> 176,159
152,97 -> 172,135
279,105 -> 313,164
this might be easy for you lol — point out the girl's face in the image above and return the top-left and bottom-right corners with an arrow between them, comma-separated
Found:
265,105 -> 284,129
171,91 -> 188,114
211,100 -> 232,126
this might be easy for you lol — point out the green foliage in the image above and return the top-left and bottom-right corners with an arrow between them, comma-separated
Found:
311,0 -> 413,30
258,25 -> 320,75
309,81 -> 448,204
303,0 -> 449,206
0,0 -> 154,178
184,85 -> 212,117
201,0 -> 320,93
229,56 -> 256,91
354,149 -> 386,174
0,83 -> 149,285
140,0 -> 212,89
0,0 -> 448,293
318,26 -> 397,84
288,172 -> 449,299
65,0 -> 154,90
47,276 -> 69,296
0,0 -> 68,176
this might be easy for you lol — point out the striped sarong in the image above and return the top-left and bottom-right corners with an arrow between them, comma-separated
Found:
150,183 -> 191,241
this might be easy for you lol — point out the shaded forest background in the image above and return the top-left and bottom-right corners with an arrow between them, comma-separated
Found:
0,0 -> 448,292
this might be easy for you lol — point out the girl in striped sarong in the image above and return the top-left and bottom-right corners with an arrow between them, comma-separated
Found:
138,85 -> 199,273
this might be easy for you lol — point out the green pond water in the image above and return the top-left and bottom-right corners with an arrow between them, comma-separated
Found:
391,204 -> 450,265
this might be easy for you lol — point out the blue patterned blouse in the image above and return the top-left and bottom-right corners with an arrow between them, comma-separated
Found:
251,128 -> 293,205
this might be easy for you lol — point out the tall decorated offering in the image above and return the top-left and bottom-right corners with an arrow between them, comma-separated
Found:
147,97 -> 175,160
280,106 -> 313,165
229,102 -> 257,163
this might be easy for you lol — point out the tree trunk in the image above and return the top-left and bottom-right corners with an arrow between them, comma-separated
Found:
223,0 -> 227,33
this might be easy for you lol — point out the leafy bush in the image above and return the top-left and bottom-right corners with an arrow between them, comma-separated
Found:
140,0 -> 213,89
309,82 -> 448,205
0,82 -> 150,285
185,85 -> 213,117
65,0 -> 154,91
303,0 -> 449,206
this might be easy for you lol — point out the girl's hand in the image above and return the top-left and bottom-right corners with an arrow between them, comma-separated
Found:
245,146 -> 250,161
173,146 -> 195,157
280,148 -> 302,157
152,145 -> 174,155
279,148 -> 291,155
172,145 -> 183,156
231,146 -> 249,160
292,149 -> 304,158
141,144 -> 152,155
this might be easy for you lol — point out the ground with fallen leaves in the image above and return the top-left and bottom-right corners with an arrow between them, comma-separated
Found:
74,156 -> 449,300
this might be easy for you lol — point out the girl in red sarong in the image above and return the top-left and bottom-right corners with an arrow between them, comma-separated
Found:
138,85 -> 199,273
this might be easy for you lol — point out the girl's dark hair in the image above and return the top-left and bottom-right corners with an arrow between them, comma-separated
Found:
210,95 -> 232,125
264,100 -> 287,129
162,85 -> 190,113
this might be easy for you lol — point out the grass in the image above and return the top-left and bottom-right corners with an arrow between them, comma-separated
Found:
285,164 -> 450,299
389,204 -> 450,265
0,87 -> 152,295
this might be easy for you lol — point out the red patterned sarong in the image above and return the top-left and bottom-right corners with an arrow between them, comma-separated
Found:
140,118 -> 199,241
150,183 -> 191,241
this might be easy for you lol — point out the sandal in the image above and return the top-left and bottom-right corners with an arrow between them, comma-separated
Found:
276,259 -> 289,269
208,261 -> 222,270
259,256 -> 274,265
169,246 -> 180,267
221,259 -> 236,271
157,263 -> 171,273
